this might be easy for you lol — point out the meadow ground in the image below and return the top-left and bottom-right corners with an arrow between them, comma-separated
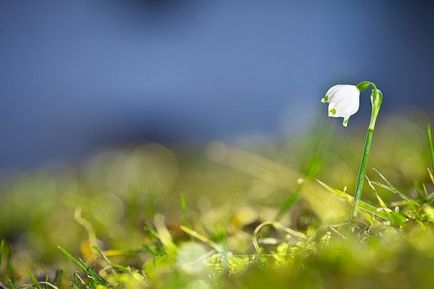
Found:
1,114 -> 434,289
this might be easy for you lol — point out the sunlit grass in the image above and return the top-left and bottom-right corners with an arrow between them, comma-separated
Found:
0,114 -> 433,289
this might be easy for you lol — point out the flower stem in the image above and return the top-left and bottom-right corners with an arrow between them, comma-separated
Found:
348,128 -> 374,231
347,81 -> 383,232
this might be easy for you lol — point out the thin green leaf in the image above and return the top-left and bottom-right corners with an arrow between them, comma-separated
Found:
70,282 -> 82,289
0,239 -> 4,267
372,168 -> 410,201
180,193 -> 192,229
275,190 -> 300,221
57,246 -> 88,273
428,125 -> 434,170
145,224 -> 166,256
180,225 -> 222,252
428,168 -> 434,185
58,246 -> 106,286
92,245 -> 129,272
366,176 -> 389,210
7,279 -> 16,289
53,270 -> 63,288
72,273 -> 86,289
7,258 -> 15,283
29,272 -> 42,289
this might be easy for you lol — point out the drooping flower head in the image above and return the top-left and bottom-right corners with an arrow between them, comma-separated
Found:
321,84 -> 360,127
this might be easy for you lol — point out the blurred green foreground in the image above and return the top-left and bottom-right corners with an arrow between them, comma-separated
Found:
1,114 -> 434,289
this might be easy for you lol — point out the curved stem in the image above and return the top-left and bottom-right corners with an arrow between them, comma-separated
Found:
348,81 -> 382,232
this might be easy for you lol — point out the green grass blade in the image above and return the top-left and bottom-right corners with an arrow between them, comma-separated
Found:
58,246 -> 106,286
274,120 -> 335,221
275,191 -> 300,221
372,168 -> 410,201
29,273 -> 42,289
7,259 -> 15,284
366,176 -> 389,210
145,224 -> 166,256
53,269 -> 63,288
57,246 -> 88,273
180,225 -> 222,252
428,168 -> 434,185
72,273 -> 85,289
316,179 -> 390,221
7,279 -> 16,289
0,239 -> 4,267
92,245 -> 129,272
180,193 -> 192,229
428,125 -> 434,170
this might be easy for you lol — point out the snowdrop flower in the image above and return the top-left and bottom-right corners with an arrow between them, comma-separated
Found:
320,80 -> 383,232
321,84 -> 360,127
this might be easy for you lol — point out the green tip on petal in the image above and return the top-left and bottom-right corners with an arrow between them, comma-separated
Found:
321,95 -> 329,103
329,108 -> 336,115
343,118 -> 349,127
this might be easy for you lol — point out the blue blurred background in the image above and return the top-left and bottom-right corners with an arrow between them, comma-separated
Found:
0,0 -> 433,170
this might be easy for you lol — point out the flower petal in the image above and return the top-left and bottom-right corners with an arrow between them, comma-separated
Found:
323,85 -> 344,103
343,117 -> 349,127
329,85 -> 360,117
323,84 -> 360,127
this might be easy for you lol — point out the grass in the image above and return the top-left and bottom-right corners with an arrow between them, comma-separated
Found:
0,114 -> 433,289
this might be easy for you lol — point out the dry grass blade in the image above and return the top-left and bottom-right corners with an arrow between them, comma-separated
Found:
206,142 -> 300,190
180,226 -> 222,253
252,221 -> 307,254
366,176 -> 390,211
316,179 -> 390,221
372,168 -> 410,201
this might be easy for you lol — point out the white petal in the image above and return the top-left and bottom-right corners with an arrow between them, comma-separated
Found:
329,85 -> 360,117
328,103 -> 338,118
325,85 -> 344,98
323,85 -> 344,103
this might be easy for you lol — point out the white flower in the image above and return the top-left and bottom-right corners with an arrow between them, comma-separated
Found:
321,84 -> 360,127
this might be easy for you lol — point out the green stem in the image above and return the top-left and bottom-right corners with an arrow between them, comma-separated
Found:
347,81 -> 383,232
348,128 -> 374,231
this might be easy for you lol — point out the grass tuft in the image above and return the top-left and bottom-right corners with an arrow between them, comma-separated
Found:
0,116 -> 433,288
